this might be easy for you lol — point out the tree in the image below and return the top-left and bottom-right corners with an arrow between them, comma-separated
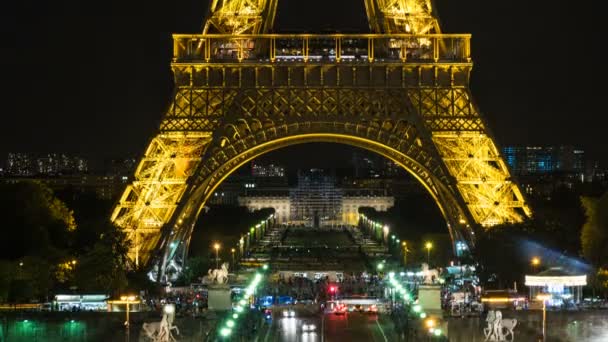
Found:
73,220 -> 130,296
580,192 -> 608,268
178,256 -> 212,285
0,181 -> 75,259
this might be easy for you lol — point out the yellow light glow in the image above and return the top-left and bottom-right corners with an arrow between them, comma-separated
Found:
531,257 -> 540,266
214,243 -> 220,251
425,318 -> 436,328
425,242 -> 433,250
536,293 -> 552,301
480,297 -> 526,303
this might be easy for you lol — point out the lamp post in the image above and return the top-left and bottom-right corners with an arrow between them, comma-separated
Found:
402,241 -> 409,266
537,293 -> 551,341
425,242 -> 433,265
231,248 -> 236,268
120,295 -> 136,328
213,243 -> 221,269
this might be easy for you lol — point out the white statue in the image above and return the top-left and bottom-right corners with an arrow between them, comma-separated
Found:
484,310 -> 496,340
483,309 -> 517,341
500,317 -> 518,341
142,314 -> 180,342
205,262 -> 229,284
420,263 -> 439,284
493,310 -> 504,340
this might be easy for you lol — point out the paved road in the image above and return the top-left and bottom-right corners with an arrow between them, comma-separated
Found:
259,305 -> 398,342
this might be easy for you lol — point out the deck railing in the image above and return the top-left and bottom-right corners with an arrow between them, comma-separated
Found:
172,33 -> 471,64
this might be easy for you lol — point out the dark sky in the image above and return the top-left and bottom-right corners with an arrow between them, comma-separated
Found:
2,1 -> 606,167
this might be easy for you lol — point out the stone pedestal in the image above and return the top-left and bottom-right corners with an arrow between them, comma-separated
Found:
207,285 -> 232,311
418,284 -> 443,317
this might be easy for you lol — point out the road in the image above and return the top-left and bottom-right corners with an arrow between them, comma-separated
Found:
259,305 -> 399,342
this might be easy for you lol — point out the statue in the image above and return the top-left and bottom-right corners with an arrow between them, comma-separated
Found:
142,313 -> 180,342
420,263 -> 440,284
483,310 -> 517,341
204,262 -> 229,284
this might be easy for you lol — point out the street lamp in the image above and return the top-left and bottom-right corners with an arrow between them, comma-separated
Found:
213,243 -> 221,269
230,248 -> 236,268
425,242 -> 433,265
531,257 -> 540,273
537,293 -> 551,341
402,241 -> 409,266
120,295 -> 136,328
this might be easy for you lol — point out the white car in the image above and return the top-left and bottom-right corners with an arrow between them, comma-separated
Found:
301,323 -> 316,332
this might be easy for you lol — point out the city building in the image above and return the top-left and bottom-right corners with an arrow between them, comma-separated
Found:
502,146 -> 585,176
351,151 -> 401,178
103,158 -> 138,178
6,153 -> 35,176
208,163 -> 288,206
251,162 -> 285,178
2,175 -> 130,200
6,153 -> 88,176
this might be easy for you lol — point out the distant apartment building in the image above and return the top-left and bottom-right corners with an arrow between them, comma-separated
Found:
6,153 -> 88,176
351,151 -> 401,178
2,153 -> 134,200
208,163 -> 288,206
502,146 -> 584,175
251,162 -> 285,178
2,175 -> 129,200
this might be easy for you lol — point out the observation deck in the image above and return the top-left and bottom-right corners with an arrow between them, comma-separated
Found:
172,33 -> 471,65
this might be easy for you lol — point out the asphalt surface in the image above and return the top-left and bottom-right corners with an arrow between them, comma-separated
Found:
259,305 -> 398,342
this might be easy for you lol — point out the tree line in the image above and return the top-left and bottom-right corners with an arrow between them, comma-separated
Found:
0,181 -> 133,303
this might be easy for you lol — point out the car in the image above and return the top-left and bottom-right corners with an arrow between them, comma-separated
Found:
296,299 -> 315,305
301,323 -> 316,332
333,303 -> 347,315
282,309 -> 296,318
365,304 -> 378,314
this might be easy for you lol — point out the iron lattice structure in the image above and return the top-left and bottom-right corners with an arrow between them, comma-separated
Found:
110,0 -> 531,280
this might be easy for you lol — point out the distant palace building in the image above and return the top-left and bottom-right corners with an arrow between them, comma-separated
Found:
239,169 -> 394,226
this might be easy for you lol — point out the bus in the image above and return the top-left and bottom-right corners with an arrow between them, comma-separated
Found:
327,297 -> 388,314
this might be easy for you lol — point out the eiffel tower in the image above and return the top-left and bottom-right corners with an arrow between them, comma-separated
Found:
110,0 -> 531,281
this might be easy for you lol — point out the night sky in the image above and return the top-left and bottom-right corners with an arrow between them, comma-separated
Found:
3,1 -> 606,167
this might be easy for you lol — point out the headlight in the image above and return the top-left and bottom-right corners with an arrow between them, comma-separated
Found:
289,310 -> 295,317
283,310 -> 288,317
